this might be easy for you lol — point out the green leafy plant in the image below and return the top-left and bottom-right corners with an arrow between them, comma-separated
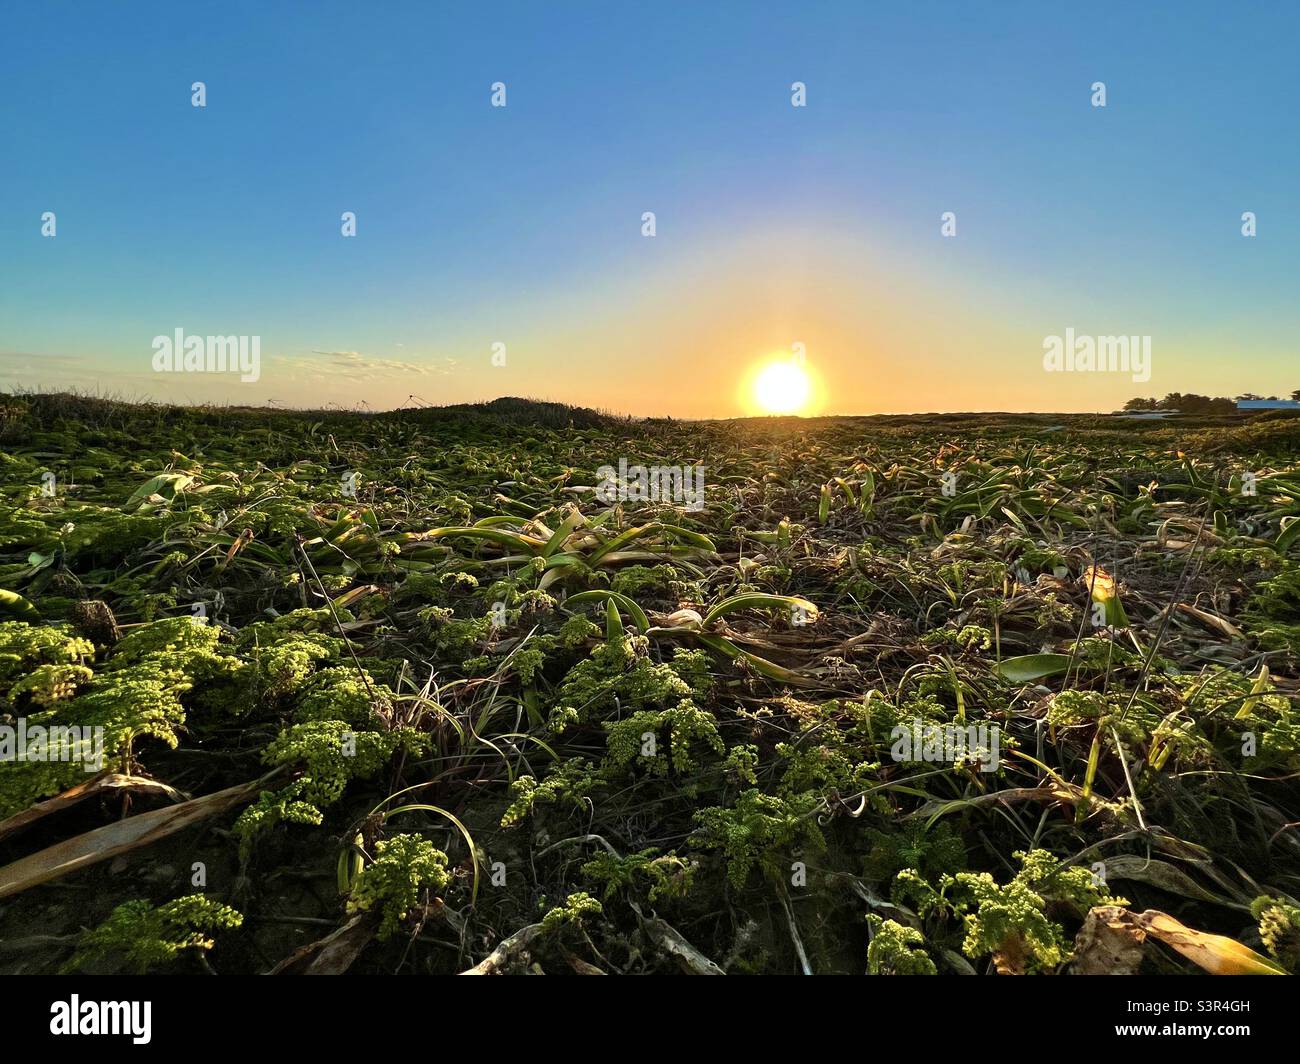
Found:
64,895 -> 243,973
1251,894 -> 1300,972
347,833 -> 452,939
691,789 -> 825,889
866,915 -> 936,975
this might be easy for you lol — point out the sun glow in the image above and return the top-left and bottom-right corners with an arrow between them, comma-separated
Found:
750,358 -> 814,415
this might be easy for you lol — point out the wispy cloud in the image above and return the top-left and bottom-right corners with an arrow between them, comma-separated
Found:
0,350 -> 86,368
272,350 -> 457,380
0,348 -> 459,405
0,350 -> 119,389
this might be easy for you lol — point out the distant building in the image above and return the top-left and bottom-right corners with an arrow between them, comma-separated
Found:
1112,410 -> 1179,419
1237,399 -> 1300,410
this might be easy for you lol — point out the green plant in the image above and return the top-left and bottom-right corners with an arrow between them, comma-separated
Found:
347,833 -> 452,939
865,915 -> 936,975
581,848 -> 694,904
691,789 -> 825,889
895,850 -> 1124,973
64,895 -> 243,973
1251,894 -> 1300,972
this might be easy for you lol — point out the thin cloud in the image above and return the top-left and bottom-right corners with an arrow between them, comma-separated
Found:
0,350 -> 87,368
274,350 -> 457,380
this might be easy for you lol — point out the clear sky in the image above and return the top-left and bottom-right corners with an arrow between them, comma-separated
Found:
1,1 -> 1297,416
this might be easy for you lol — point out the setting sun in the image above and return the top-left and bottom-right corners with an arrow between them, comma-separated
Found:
752,359 -> 813,415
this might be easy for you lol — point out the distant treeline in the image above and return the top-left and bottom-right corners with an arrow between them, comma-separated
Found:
1123,390 -> 1300,413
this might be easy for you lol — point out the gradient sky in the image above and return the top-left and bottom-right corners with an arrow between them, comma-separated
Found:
2,1 -> 1297,416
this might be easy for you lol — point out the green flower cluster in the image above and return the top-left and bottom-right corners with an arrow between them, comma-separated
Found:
347,833 -> 451,940
546,631 -> 710,732
894,849 -> 1124,972
865,915 -> 936,975
1251,894 -> 1300,972
500,758 -> 605,828
228,608 -> 426,853
235,722 -> 426,854
0,618 -> 242,817
603,699 -> 724,777
539,891 -> 602,933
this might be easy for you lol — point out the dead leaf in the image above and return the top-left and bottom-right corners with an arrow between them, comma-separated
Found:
631,903 -> 725,975
909,784 -> 1085,821
1134,910 -> 1285,975
460,922 -> 546,975
0,773 -> 187,844
0,775 -> 273,899
269,913 -> 378,975
1072,905 -> 1145,975
993,934 -> 1026,975
1101,856 -> 1232,908
1175,602 -> 1244,640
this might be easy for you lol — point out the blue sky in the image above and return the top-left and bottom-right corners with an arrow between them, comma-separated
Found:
1,1 -> 1297,415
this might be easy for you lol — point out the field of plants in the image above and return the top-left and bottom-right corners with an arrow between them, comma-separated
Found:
1,393 -> 1298,975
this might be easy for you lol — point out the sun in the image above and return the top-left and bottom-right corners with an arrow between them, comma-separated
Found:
752,359 -> 812,415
